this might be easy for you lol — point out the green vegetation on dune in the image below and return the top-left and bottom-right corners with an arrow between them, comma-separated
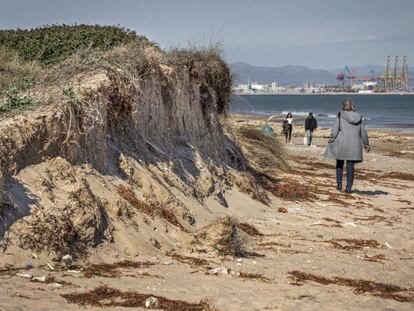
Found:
0,24 -> 144,65
0,86 -> 36,113
0,24 -> 232,116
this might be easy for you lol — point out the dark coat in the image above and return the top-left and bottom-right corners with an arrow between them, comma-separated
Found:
324,111 -> 370,161
305,117 -> 317,131
282,120 -> 289,134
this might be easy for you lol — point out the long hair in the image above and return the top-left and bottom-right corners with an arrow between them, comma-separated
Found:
342,98 -> 355,111
286,112 -> 292,118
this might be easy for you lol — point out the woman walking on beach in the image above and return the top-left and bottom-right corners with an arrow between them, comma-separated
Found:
285,112 -> 293,143
325,99 -> 370,193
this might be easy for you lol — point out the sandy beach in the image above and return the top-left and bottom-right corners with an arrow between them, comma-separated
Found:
2,4 -> 413,310
1,113 -> 413,311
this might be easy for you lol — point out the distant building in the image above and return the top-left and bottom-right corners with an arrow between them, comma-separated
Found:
363,81 -> 377,90
234,84 -> 250,92
351,84 -> 365,91
303,82 -> 311,89
250,82 -> 264,91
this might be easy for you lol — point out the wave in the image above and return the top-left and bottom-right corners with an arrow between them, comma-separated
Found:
234,108 -> 371,122
316,113 -> 336,118
281,111 -> 309,116
282,111 -> 338,118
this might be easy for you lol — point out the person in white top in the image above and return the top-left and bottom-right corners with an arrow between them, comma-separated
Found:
285,112 -> 293,142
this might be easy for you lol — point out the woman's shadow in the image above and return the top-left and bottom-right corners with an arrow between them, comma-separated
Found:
352,189 -> 389,196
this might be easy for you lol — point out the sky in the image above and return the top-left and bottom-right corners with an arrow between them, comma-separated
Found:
1,0 -> 413,69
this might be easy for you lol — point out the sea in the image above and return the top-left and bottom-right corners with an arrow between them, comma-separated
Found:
230,94 -> 414,131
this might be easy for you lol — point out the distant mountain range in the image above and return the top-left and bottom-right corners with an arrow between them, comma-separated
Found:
230,62 -> 336,85
230,62 -> 414,86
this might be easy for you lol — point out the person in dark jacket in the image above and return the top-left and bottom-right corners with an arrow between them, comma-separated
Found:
304,112 -> 318,146
325,99 -> 370,193
282,120 -> 290,142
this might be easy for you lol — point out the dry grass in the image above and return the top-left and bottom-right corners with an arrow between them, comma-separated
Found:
213,217 -> 246,257
193,217 -> 254,258
289,271 -> 414,302
236,127 -> 288,171
168,43 -> 232,115
233,172 -> 270,205
0,47 -> 44,91
17,213 -> 87,257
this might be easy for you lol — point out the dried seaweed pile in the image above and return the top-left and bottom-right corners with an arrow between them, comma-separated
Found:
80,260 -> 156,278
117,185 -> 187,231
260,177 -> 316,201
237,222 -> 263,236
61,285 -> 218,310
328,238 -> 382,251
167,252 -> 213,269
289,270 -> 414,302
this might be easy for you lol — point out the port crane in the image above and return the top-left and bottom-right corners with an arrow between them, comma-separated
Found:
336,56 -> 411,92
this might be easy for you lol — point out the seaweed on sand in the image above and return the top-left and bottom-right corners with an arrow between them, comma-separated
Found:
166,252 -> 212,269
80,260 -> 156,278
259,177 -> 316,201
328,238 -> 382,251
288,271 -> 414,303
239,272 -> 271,283
237,223 -> 263,236
61,285 -> 218,310
117,185 -> 187,231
